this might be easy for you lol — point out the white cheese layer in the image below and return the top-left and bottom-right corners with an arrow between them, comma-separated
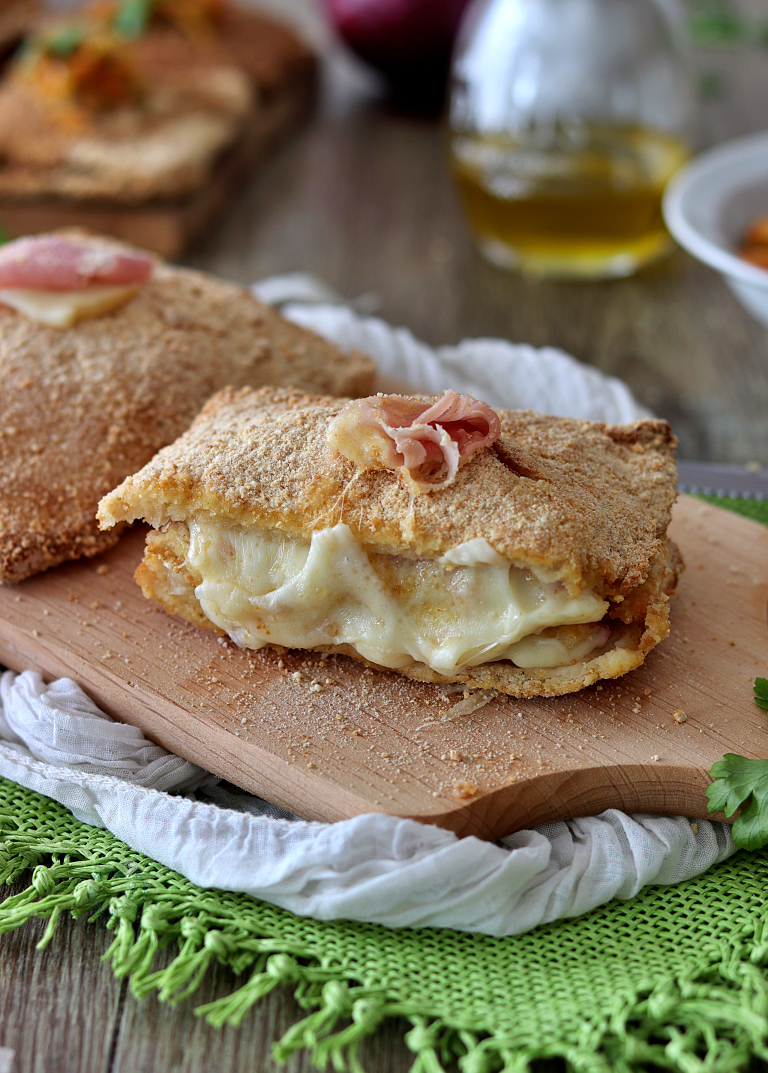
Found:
0,284 -> 138,327
186,520 -> 610,675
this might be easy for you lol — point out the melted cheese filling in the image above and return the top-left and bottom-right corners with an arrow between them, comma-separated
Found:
0,284 -> 138,327
186,520 -> 610,675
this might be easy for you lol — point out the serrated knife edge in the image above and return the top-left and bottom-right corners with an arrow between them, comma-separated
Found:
677,461 -> 768,500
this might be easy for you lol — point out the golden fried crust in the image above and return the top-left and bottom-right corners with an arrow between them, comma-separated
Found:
0,37 -> 246,201
0,53 -> 252,201
136,525 -> 222,635
99,385 -> 679,599
0,7 -> 314,203
136,524 -> 682,698
0,266 -> 374,584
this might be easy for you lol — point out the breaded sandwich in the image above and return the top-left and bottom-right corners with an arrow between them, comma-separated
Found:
97,385 -> 682,698
0,234 -> 374,583
0,0 -> 315,204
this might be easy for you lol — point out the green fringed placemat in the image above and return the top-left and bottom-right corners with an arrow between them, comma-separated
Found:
0,492 -> 767,1073
1,779 -> 768,1073
697,495 -> 768,527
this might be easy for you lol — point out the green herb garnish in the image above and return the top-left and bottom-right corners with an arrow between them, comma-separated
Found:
707,754 -> 768,849
45,24 -> 88,58
754,677 -> 768,712
113,0 -> 152,40
685,0 -> 768,47
706,678 -> 768,849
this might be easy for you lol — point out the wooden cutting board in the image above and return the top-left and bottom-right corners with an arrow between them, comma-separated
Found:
0,495 -> 766,841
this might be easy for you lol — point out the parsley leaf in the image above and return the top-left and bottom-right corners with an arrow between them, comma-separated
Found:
46,25 -> 88,57
706,678 -> 768,849
755,677 -> 768,713
685,0 -> 768,48
113,0 -> 152,39
707,755 -> 768,849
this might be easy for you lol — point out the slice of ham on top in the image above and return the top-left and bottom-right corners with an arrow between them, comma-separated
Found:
0,235 -> 154,291
327,390 -> 501,490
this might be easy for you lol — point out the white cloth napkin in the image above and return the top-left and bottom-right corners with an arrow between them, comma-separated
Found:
0,672 -> 734,937
254,273 -> 651,424
0,279 -> 735,937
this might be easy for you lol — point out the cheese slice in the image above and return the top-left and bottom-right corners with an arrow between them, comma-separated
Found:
185,519 -> 610,675
0,284 -> 138,327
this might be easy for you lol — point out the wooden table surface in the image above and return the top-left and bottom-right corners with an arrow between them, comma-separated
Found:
3,3 -> 768,1070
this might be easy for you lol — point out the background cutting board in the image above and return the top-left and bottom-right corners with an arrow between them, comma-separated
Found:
0,495 -> 766,840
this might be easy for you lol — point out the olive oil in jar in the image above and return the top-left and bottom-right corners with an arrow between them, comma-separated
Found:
451,126 -> 689,278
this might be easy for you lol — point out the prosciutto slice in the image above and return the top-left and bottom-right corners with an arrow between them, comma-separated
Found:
0,235 -> 153,291
327,390 -> 501,490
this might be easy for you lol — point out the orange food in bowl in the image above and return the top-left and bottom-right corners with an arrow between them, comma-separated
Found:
738,214 -> 768,269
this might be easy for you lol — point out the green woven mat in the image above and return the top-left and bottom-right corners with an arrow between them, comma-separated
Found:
0,492 -> 766,1073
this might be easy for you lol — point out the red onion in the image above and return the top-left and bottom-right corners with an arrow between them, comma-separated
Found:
323,0 -> 473,111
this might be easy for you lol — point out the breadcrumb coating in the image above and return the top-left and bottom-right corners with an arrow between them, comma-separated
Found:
100,385 -> 679,597
0,263 -> 374,583
98,386 -> 682,697
0,7 -> 315,202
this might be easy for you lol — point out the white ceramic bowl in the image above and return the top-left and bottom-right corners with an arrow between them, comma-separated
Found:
663,130 -> 768,327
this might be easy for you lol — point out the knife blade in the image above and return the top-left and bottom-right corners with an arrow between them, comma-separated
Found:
677,461 -> 768,500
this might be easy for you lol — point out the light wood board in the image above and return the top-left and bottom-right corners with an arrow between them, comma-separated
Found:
0,74 -> 316,259
0,495 -> 766,840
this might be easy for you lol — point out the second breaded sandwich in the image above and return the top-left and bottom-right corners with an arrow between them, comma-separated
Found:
0,233 -> 374,583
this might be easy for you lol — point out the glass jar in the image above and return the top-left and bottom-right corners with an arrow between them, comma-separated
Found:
449,0 -> 695,278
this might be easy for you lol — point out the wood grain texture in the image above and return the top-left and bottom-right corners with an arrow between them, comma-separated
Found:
110,941 -> 412,1073
0,881 -> 124,1073
0,878 -> 413,1073
0,496 -> 766,840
